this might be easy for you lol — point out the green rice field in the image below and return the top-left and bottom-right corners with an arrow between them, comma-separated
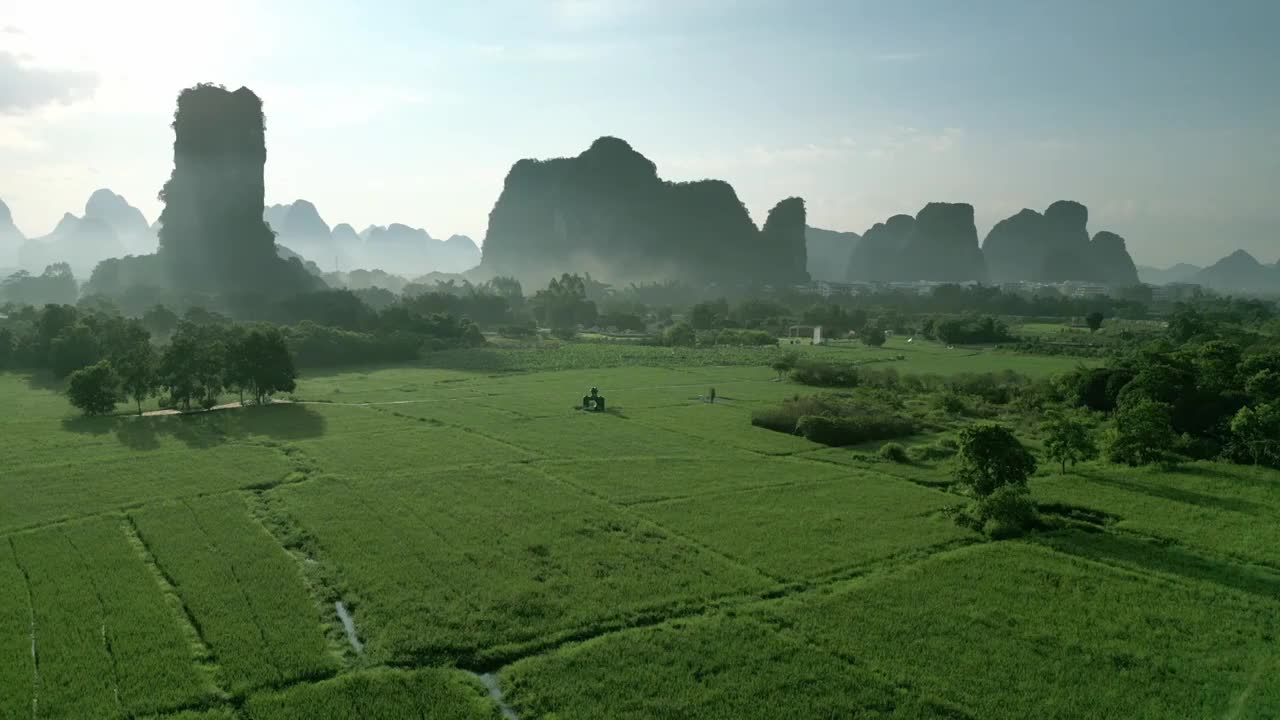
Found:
0,341 -> 1275,718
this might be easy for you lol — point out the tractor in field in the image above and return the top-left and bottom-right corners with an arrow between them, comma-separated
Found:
581,387 -> 606,412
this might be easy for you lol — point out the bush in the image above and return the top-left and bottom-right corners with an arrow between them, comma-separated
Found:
749,405 -> 800,434
790,359 -> 860,387
699,328 -> 777,346
663,322 -> 696,347
551,327 -> 578,341
909,439 -> 958,462
795,414 -> 916,447
977,485 -> 1039,539
879,442 -> 910,463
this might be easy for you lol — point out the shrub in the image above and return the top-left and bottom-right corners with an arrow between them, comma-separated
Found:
795,414 -> 916,447
551,327 -> 578,341
790,359 -> 860,387
663,322 -> 696,347
977,485 -> 1039,539
879,442 -> 909,463
909,440 -> 958,462
749,405 -> 800,434
701,328 -> 777,347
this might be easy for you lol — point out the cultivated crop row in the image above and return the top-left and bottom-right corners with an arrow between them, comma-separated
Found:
10,516 -> 212,718
131,494 -> 338,695
270,465 -> 770,665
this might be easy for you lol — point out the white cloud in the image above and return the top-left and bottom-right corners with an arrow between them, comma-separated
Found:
0,52 -> 97,114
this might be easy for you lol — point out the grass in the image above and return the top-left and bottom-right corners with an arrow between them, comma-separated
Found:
502,614 -> 956,719
0,341 -> 1273,718
756,542 -> 1280,719
130,494 -> 339,695
1031,461 -> 1280,568
0,542 -> 35,720
631,469 -> 976,581
268,464 -> 770,666
241,667 -> 498,720
10,516 -> 214,718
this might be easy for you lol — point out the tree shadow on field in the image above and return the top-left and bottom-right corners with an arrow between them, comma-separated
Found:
1031,529 -> 1280,601
62,403 -> 327,450
1077,470 -> 1266,515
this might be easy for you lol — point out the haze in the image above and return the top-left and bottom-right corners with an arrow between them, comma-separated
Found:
1,0 -> 1277,266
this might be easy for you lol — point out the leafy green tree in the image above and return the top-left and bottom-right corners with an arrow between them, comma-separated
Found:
953,424 -> 1037,497
141,304 -> 180,338
663,322 -> 696,347
861,323 -> 886,347
241,327 -> 298,405
689,299 -> 729,330
0,328 -> 13,369
1166,304 -> 1213,342
532,274 -> 597,330
1228,403 -> 1280,467
1085,311 -> 1104,333
115,341 -> 158,415
49,323 -> 103,378
1105,397 -> 1177,466
66,360 -> 120,416
770,351 -> 799,380
160,322 -> 227,410
1244,369 -> 1280,404
1194,340 -> 1242,394
1041,410 -> 1098,474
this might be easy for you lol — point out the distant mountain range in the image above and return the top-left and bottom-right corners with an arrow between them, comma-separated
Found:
1137,263 -> 1202,285
0,190 -> 479,281
1187,250 -> 1280,295
807,200 -> 1142,288
10,190 -> 157,278
265,200 -> 481,275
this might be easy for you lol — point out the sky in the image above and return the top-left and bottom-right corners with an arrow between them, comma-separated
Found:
0,0 -> 1277,267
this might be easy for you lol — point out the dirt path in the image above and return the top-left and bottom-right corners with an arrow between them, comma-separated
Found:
140,399 -> 293,417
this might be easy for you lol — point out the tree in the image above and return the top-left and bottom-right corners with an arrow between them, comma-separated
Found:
0,328 -> 13,369
663,322 -> 696,347
770,351 -> 799,380
861,323 -> 886,347
1229,403 -> 1280,468
689,299 -> 729,330
1085,311 -> 1104,333
1042,410 -> 1098,474
1244,369 -> 1280,404
160,322 -> 227,410
49,323 -> 102,378
141,304 -> 180,338
66,361 -> 120,416
115,341 -> 158,415
240,327 -> 297,405
1105,397 -> 1176,466
531,274 -> 597,330
953,424 -> 1037,497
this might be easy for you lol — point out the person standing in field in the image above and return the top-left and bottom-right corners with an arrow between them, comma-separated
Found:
709,387 -> 716,404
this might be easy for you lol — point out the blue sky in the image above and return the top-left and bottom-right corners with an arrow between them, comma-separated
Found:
1,0 -> 1276,266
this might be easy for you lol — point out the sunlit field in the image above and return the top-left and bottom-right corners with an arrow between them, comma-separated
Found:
1,341 -> 1276,719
